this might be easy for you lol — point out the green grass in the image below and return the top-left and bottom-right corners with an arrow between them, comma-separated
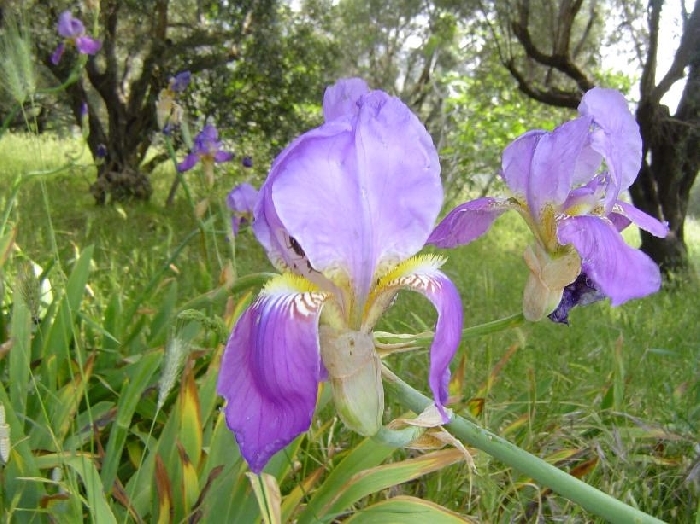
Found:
376,211 -> 700,521
0,133 -> 698,522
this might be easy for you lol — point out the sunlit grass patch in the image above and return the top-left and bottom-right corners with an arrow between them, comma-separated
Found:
0,132 -> 93,177
380,203 -> 700,521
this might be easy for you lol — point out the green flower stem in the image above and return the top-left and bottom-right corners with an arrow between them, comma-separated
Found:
164,134 -> 197,211
460,312 -> 525,340
382,368 -> 665,524
376,313 -> 526,347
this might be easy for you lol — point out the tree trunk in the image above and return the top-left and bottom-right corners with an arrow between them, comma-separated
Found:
631,50 -> 700,275
64,78 -> 154,205
87,117 -> 153,205
90,162 -> 153,205
629,162 -> 689,274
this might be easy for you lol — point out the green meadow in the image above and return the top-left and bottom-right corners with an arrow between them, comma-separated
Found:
0,132 -> 699,522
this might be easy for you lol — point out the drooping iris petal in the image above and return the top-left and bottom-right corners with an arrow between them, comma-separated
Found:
527,117 -> 593,217
413,269 -> 463,419
613,201 -> 669,238
323,77 -> 369,122
578,87 -> 642,194
217,275 -> 327,473
371,256 -> 463,421
75,36 -> 102,55
427,197 -> 509,248
177,153 -> 198,173
269,90 -> 442,305
557,215 -> 662,306
51,43 -> 66,65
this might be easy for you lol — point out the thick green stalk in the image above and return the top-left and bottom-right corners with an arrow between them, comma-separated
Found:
383,368 -> 665,524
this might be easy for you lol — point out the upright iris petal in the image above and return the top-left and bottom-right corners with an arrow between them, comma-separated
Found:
218,77 -> 463,473
51,12 -> 101,65
429,87 -> 668,322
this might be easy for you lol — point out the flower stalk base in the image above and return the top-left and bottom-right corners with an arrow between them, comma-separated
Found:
382,367 -> 665,524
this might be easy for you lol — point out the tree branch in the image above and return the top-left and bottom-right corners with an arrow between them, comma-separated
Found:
650,0 -> 700,104
510,0 -> 595,93
572,0 -> 597,59
639,0 -> 661,101
555,0 -> 585,56
505,59 -> 582,108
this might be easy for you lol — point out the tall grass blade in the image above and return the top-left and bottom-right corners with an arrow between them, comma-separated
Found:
0,382 -> 43,513
344,495 -> 474,523
155,455 -> 173,524
297,437 -> 395,524
322,449 -> 464,520
246,472 -> 282,524
39,245 -> 94,389
101,351 -> 162,492
177,361 -> 203,469
9,276 -> 32,422
35,453 -> 118,524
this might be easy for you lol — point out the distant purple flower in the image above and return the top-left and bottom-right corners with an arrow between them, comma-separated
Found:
178,124 -> 233,182
169,71 -> 191,93
227,183 -> 258,234
429,87 -> 669,321
51,12 -> 102,65
241,156 -> 253,168
216,78 -> 463,473
157,72 -> 190,130
96,144 -> 107,159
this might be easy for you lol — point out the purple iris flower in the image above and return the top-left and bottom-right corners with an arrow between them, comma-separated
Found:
429,87 -> 669,321
157,72 -> 190,130
51,12 -> 102,65
227,183 -> 258,235
178,124 -> 233,183
169,71 -> 191,93
217,78 -> 464,473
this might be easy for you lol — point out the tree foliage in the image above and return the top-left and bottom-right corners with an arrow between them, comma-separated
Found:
299,0 -> 479,132
10,0 -> 336,203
